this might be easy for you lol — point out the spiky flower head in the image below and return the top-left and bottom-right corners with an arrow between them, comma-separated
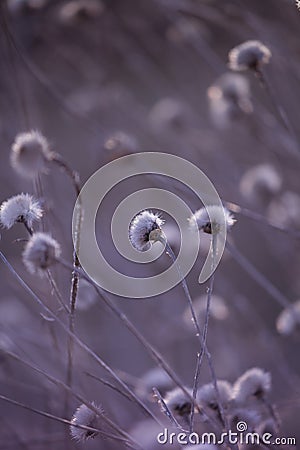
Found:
228,40 -> 271,72
232,368 -> 271,404
11,130 -> 53,179
189,205 -> 235,235
70,403 -> 103,443
197,380 -> 232,411
276,300 -> 300,335
0,193 -> 43,230
22,232 -> 61,276
164,387 -> 192,417
129,210 -> 164,252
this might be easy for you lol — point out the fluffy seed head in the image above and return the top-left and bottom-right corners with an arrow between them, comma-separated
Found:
183,294 -> 229,330
59,0 -> 104,24
149,97 -> 188,132
276,300 -> 300,335
233,368 -> 271,404
189,205 -> 235,234
297,0 -> 300,10
197,380 -> 232,412
208,73 -> 253,127
11,130 -> 52,178
70,403 -> 102,442
164,387 -> 192,418
129,210 -> 164,252
104,131 -> 137,160
22,232 -> 61,276
0,193 -> 43,230
240,164 -> 282,205
228,40 -> 271,71
136,368 -> 174,399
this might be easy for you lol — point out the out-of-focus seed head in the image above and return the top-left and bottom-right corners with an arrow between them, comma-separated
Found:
70,403 -> 103,443
233,368 -> 271,404
189,205 -> 235,235
149,98 -> 189,132
136,367 -> 174,400
267,191 -> 300,228
129,210 -> 164,252
183,294 -> 229,330
59,0 -> 104,24
240,164 -> 282,205
164,387 -> 192,418
228,40 -> 271,72
0,193 -> 43,230
22,232 -> 61,276
208,73 -> 253,128
197,380 -> 232,412
104,131 -> 137,160
11,130 -> 53,179
276,300 -> 300,335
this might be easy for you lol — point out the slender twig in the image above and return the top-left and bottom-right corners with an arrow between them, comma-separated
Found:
4,349 -> 135,444
163,240 -> 228,434
0,250 -> 162,425
58,257 -> 222,432
84,372 -> 133,402
0,394 -> 135,447
152,387 -> 188,432
226,240 -> 291,309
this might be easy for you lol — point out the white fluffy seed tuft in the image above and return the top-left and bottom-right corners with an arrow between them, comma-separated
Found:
189,205 -> 235,234
22,232 -> 61,276
164,387 -> 192,417
197,380 -> 232,411
129,210 -> 164,252
11,130 -> 53,178
228,40 -> 271,71
232,368 -> 271,404
0,193 -> 43,230
70,402 -> 103,443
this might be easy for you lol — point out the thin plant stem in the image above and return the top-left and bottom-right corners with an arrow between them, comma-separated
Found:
255,67 -> 299,154
4,349 -> 136,445
226,240 -> 291,309
58,257 -> 221,432
0,250 -> 162,426
225,201 -> 300,239
162,239 -> 228,433
84,372 -> 133,402
0,394 -> 136,447
152,387 -> 188,432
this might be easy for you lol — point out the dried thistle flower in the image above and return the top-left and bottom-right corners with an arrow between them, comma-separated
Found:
164,387 -> 192,418
233,368 -> 271,404
197,380 -> 232,412
70,402 -> 102,442
189,205 -> 235,235
240,164 -> 282,205
11,130 -> 53,179
22,232 -> 61,276
129,210 -> 164,252
208,73 -> 253,127
276,300 -> 300,335
0,193 -> 43,230
228,40 -> 271,72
